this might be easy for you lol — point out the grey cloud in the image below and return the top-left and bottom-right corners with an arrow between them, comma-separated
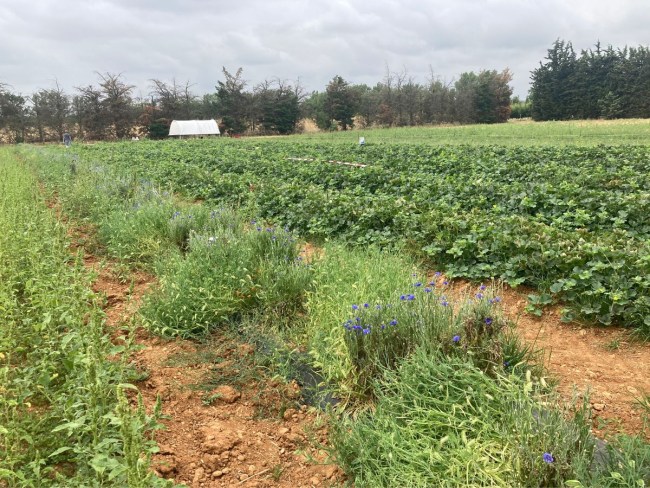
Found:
1,0 -> 648,99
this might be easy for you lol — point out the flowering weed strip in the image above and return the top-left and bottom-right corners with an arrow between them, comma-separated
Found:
332,348 -> 650,487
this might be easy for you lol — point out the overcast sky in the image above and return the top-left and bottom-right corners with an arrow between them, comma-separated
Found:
1,0 -> 648,100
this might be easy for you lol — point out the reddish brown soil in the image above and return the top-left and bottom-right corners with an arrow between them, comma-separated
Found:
84,255 -> 343,488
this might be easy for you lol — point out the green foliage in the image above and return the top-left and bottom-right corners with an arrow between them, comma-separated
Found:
0,149 -> 170,486
48,139 -> 650,333
140,220 -> 312,337
325,75 -> 356,130
148,120 -> 170,139
15,139 -> 650,488
531,39 -> 650,120
342,281 -> 509,395
332,348 -> 595,487
305,245 -> 416,395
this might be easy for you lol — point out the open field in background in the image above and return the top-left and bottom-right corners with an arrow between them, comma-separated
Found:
285,118 -> 650,146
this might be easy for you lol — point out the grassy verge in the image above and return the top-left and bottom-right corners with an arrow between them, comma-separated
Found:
0,148 -> 170,487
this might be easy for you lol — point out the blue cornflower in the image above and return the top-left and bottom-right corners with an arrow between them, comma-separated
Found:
352,304 -> 359,311
504,360 -> 510,367
355,317 -> 361,323
375,304 -> 382,310
480,284 -> 487,291
407,294 -> 415,301
443,280 -> 449,286
362,328 -> 371,335
428,281 -> 436,286
485,317 -> 493,325
435,271 -> 442,277
441,300 -> 449,307
266,227 -> 273,232
256,227 -> 262,231
424,287 -> 432,293
251,219 -> 257,224
494,296 -> 501,303
364,303 -> 370,308
452,335 -> 461,343
414,282 -> 422,287
542,453 -> 554,464
400,295 -> 407,301
476,293 -> 484,299
389,319 -> 398,326
380,324 -> 386,330
271,236 -> 277,241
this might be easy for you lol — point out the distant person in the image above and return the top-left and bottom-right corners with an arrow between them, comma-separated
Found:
63,132 -> 72,147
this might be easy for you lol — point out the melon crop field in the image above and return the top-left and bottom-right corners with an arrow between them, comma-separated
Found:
2,122 -> 650,487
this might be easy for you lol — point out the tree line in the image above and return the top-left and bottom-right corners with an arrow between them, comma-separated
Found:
3,38 -> 650,142
530,39 -> 650,120
0,66 -> 513,142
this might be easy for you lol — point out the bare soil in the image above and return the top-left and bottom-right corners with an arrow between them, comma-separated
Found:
85,255 -> 343,488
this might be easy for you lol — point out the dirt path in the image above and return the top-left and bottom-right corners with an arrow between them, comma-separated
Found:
509,295 -> 650,438
84,257 -> 343,488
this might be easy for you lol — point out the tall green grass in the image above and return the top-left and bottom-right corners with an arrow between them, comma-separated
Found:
0,149 -> 169,487
140,220 -> 312,337
333,347 -> 650,487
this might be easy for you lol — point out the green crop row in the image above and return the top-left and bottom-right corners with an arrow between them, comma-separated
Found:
48,140 -> 650,333
0,149 -> 172,487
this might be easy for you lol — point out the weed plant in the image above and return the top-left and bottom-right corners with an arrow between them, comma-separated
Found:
0,149 -> 170,486
332,349 -> 595,487
140,221 -> 312,337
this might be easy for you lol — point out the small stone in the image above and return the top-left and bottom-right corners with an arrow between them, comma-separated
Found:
222,467 -> 230,474
158,444 -> 174,455
193,467 -> 205,483
283,408 -> 297,421
323,465 -> 338,479
212,385 -> 241,404
248,465 -> 256,473
278,427 -> 290,435
212,470 -> 223,478
240,474 -> 248,481
310,476 -> 321,486
592,403 -> 605,412
237,455 -> 245,461
157,460 -> 177,476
